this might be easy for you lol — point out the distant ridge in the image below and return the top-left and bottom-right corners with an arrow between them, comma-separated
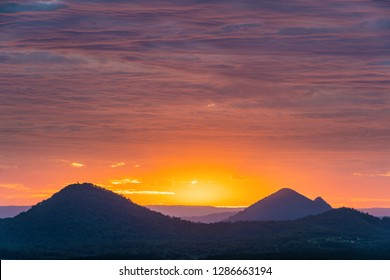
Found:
184,211 -> 239,223
358,208 -> 390,218
227,188 -> 332,222
0,206 -> 30,218
146,205 -> 244,218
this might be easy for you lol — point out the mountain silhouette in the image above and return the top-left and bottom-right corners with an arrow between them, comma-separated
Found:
2,183 -> 390,260
227,188 -> 332,222
0,183 -> 184,250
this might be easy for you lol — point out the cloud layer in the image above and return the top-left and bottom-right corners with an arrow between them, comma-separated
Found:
1,0 -> 390,206
1,0 -> 389,156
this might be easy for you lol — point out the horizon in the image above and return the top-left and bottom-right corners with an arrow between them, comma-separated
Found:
1,0 -> 390,208
0,182 -> 387,211
1,183 -> 390,221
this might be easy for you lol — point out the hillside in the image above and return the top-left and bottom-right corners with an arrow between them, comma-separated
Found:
0,183 -> 186,255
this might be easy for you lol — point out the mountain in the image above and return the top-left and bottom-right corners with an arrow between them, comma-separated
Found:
227,188 -> 332,222
0,206 -> 30,218
2,183 -> 390,260
0,183 -> 186,254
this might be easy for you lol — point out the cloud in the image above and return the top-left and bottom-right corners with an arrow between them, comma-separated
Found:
54,159 -> 85,168
353,172 -> 390,177
0,1 -> 66,14
115,190 -> 175,195
71,162 -> 84,168
0,183 -> 28,190
0,51 -> 87,65
1,0 -> 390,156
110,162 -> 125,168
345,197 -> 390,203
0,164 -> 17,171
111,179 -> 142,185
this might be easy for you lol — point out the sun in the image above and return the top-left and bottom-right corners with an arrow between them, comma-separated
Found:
98,162 -> 272,207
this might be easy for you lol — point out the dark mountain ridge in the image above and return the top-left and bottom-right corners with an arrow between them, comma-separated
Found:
227,188 -> 332,222
1,183 -> 390,259
0,183 -> 186,250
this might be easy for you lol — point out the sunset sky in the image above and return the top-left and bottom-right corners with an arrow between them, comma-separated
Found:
1,0 -> 390,208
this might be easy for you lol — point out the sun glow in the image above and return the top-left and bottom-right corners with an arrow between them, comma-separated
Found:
101,162 -> 272,206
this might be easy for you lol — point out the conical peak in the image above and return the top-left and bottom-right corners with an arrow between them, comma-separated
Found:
227,188 -> 332,222
314,196 -> 333,209
314,197 -> 326,203
39,182 -> 136,210
269,188 -> 306,199
58,182 -> 112,196
275,188 -> 300,195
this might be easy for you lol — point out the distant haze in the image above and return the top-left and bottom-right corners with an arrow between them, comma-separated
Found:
0,206 -> 31,218
359,208 -> 390,218
2,204 -> 390,220
146,205 -> 244,218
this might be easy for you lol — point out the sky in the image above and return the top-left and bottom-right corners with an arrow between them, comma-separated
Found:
1,0 -> 390,207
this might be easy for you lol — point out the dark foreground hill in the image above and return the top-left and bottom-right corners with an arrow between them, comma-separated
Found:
227,188 -> 332,222
0,183 -> 189,258
1,183 -> 390,259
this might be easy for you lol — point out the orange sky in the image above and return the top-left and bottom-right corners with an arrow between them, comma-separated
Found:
1,147 -> 390,208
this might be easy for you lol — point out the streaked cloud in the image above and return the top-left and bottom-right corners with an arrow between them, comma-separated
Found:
336,197 -> 390,203
0,0 -> 388,154
0,164 -> 17,171
0,1 -> 66,14
353,172 -> 390,177
0,0 -> 390,206
110,162 -> 125,168
111,178 -> 142,185
0,183 -> 28,190
71,162 -> 84,168
115,190 -> 175,195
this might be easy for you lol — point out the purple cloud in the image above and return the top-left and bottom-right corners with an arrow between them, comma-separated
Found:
0,0 -> 389,156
